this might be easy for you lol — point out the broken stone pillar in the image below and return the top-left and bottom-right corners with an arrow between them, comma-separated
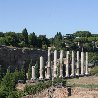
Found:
66,51 -> 69,77
71,51 -> 75,77
76,51 -> 80,76
39,56 -> 44,80
81,52 -> 84,75
53,50 -> 57,78
85,52 -> 89,75
59,50 -> 63,78
46,48 -> 51,79
31,66 -> 35,80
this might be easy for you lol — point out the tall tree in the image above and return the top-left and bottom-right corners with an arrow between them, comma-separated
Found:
22,28 -> 28,46
29,32 -> 37,47
28,59 -> 32,80
73,31 -> 92,37
35,61 -> 39,79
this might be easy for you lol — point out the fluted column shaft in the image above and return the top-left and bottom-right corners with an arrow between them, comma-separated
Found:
39,56 -> 44,79
76,51 -> 80,76
71,51 -> 75,76
31,66 -> 35,80
53,50 -> 57,78
81,52 -> 84,75
59,50 -> 63,77
85,52 -> 89,75
66,51 -> 69,77
46,48 -> 51,79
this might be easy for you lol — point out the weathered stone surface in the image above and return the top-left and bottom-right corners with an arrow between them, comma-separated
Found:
0,46 -> 48,70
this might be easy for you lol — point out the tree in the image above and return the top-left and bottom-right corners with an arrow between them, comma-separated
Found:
22,28 -> 28,46
13,69 -> 19,84
54,32 -> 63,50
83,43 -> 93,51
35,61 -> 39,79
29,32 -> 37,47
28,59 -> 32,80
5,32 -> 19,46
0,37 -> 6,45
1,70 -> 15,92
0,32 -> 4,37
73,31 -> 92,37
0,66 -> 2,81
18,64 -> 25,82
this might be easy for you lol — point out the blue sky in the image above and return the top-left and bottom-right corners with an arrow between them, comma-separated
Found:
0,0 -> 98,38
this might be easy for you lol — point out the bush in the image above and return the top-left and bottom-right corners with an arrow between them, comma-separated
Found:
90,66 -> 98,75
8,91 -> 19,98
24,80 -> 52,95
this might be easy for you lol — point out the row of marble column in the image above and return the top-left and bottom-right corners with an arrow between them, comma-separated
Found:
31,49 -> 89,80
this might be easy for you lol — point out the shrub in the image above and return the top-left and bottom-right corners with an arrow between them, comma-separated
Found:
90,66 -> 98,75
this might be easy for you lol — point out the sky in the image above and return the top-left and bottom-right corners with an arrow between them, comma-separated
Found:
0,0 -> 98,38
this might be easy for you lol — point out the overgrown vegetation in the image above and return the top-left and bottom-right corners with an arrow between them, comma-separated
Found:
0,30 -> 98,97
90,66 -> 98,75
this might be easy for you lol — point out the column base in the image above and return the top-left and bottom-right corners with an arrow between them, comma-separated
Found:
76,73 -> 80,76
39,77 -> 43,80
53,74 -> 57,78
31,78 -> 35,80
46,75 -> 50,79
85,73 -> 89,76
65,75 -> 70,78
80,74 -> 84,76
70,74 -> 75,77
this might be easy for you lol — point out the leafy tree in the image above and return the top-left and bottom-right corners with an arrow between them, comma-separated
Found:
29,32 -> 37,47
83,43 -> 93,51
0,32 -> 4,37
28,59 -> 32,80
54,32 -> 63,50
13,69 -> 19,84
0,37 -> 6,45
5,32 -> 19,46
8,91 -> 19,98
22,28 -> 28,46
18,64 -> 25,82
0,66 -> 2,81
35,61 -> 39,79
73,31 -> 92,37
1,71 -> 15,92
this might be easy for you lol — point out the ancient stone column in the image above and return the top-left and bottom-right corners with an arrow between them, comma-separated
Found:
53,50 -> 57,78
59,50 -> 63,78
31,66 -> 35,80
85,52 -> 89,75
81,52 -> 84,75
76,51 -> 80,76
66,51 -> 69,77
46,48 -> 51,79
71,51 -> 75,77
39,56 -> 44,80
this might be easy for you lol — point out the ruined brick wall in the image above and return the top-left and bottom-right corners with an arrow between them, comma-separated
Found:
0,46 -> 48,70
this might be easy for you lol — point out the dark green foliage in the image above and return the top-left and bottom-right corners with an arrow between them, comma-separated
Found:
22,28 -> 28,46
24,80 -> 52,95
35,61 -> 39,79
24,78 -> 66,96
28,59 -> 32,80
73,31 -> 92,37
19,64 -> 26,82
29,32 -> 37,47
54,32 -> 63,50
8,91 -> 19,98
1,71 -> 15,92
90,66 -> 98,75
83,43 -> 93,51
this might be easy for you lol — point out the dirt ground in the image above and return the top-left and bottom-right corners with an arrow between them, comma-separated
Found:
21,76 -> 98,98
